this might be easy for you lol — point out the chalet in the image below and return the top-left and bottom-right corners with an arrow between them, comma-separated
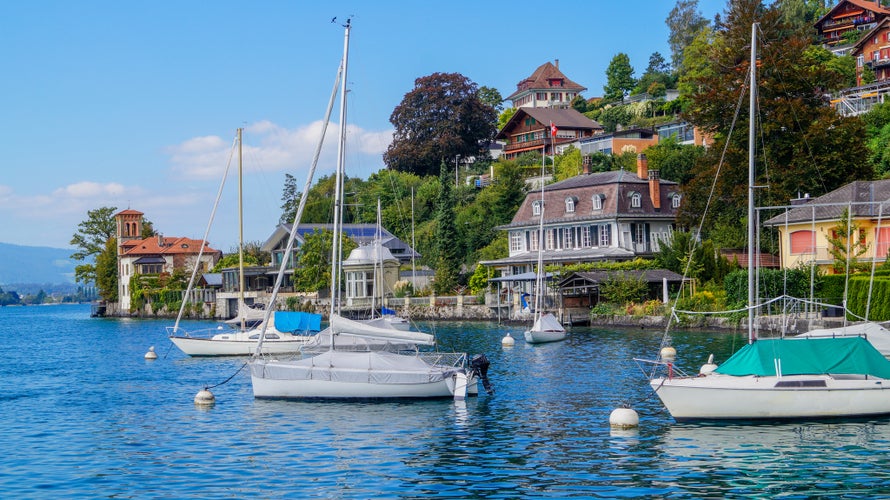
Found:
852,16 -> 890,85
114,209 -> 222,312
763,179 -> 890,274
816,0 -> 890,55
577,127 -> 658,156
496,107 -> 603,160
507,60 -> 587,109
481,154 -> 680,280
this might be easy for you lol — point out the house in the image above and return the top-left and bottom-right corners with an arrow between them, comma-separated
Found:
114,209 -> 221,312
496,107 -> 603,160
481,154 -> 680,281
763,179 -> 890,273
557,269 -> 685,311
262,223 -> 420,267
341,242 -> 401,308
852,16 -> 890,85
577,127 -> 658,156
816,0 -> 890,55
655,121 -> 712,147
507,60 -> 587,109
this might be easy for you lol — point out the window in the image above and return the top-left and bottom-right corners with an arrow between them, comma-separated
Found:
562,227 -> 574,249
581,226 -> 592,247
529,230 -> 540,251
532,200 -> 543,216
877,227 -> 890,259
671,193 -> 681,208
565,197 -> 576,213
630,192 -> 642,208
546,229 -> 556,250
790,230 -> 816,254
599,224 -> 612,246
592,194 -> 604,210
510,232 -> 523,253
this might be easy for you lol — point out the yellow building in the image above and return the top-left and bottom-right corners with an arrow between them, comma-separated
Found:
763,180 -> 890,274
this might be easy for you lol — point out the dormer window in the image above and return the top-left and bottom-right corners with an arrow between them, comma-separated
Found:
671,193 -> 682,209
565,196 -> 577,213
630,192 -> 642,208
532,200 -> 543,216
592,194 -> 605,210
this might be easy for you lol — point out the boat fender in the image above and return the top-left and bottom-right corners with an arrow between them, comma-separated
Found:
470,354 -> 494,394
453,372 -> 468,401
699,354 -> 718,375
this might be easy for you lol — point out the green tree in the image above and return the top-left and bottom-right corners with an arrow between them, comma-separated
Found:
433,162 -> 460,294
825,209 -> 871,274
666,0 -> 711,72
599,272 -> 649,305
678,0 -> 873,241
70,206 -> 117,289
291,229 -> 357,293
553,146 -> 583,181
385,73 -> 497,177
498,107 -> 517,131
643,136 -> 705,184
571,95 -> 589,113
775,0 -> 830,35
603,53 -> 636,103
478,85 -> 505,115
94,237 -> 118,302
633,52 -> 676,96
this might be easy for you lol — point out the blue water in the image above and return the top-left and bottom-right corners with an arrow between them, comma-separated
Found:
3,304 -> 890,498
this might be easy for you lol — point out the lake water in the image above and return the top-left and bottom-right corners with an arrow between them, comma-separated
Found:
3,304 -> 890,498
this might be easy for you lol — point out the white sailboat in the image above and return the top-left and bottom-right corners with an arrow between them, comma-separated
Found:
524,131 -> 566,344
167,128 -> 319,356
249,19 -> 491,400
645,23 -> 890,421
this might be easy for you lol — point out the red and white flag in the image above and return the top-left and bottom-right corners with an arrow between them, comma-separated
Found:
550,122 -> 558,136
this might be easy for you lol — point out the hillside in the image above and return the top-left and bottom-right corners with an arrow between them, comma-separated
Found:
0,242 -> 77,286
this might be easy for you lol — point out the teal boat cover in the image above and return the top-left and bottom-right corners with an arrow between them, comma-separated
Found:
273,312 -> 322,333
714,337 -> 890,379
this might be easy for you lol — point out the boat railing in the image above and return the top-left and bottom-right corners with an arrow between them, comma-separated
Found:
166,325 -> 227,338
418,351 -> 467,368
633,357 -> 694,380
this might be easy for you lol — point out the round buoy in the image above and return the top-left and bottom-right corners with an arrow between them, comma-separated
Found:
144,346 -> 158,360
501,333 -> 515,346
610,407 -> 639,429
700,353 -> 718,375
194,388 -> 216,406
660,346 -> 677,361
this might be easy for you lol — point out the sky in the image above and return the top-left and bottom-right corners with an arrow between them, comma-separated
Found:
0,0 -> 728,253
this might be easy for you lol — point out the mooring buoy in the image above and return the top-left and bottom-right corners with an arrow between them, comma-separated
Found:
700,353 -> 718,375
194,388 -> 216,406
144,346 -> 158,360
609,407 -> 640,429
660,346 -> 677,361
501,333 -> 515,346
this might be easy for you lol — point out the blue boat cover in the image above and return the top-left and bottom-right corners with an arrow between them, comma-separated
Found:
714,337 -> 890,379
273,312 -> 322,333
381,307 -> 397,316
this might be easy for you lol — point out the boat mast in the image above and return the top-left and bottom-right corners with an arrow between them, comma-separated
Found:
238,127 -> 246,332
747,23 -> 757,344
330,19 -> 350,319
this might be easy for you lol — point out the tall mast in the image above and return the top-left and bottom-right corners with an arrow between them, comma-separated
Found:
330,19 -> 350,316
747,23 -> 757,344
238,127 -> 246,332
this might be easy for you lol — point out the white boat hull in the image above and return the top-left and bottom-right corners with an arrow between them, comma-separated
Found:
169,336 -> 308,356
651,374 -> 890,421
523,329 -> 567,344
249,351 -> 464,399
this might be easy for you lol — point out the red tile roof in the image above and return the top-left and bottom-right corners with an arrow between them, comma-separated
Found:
122,236 -> 220,256
115,209 -> 144,216
507,61 -> 586,100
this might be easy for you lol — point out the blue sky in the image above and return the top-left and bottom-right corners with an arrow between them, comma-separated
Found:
0,0 -> 726,252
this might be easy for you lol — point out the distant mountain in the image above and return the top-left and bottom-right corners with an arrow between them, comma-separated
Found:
0,242 -> 78,286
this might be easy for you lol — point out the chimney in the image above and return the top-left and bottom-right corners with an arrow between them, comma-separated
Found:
637,153 -> 648,180
157,234 -> 164,247
582,155 -> 591,175
649,170 -> 661,209
555,59 -> 559,69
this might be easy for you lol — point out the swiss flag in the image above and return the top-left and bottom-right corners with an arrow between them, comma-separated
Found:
550,123 -> 558,136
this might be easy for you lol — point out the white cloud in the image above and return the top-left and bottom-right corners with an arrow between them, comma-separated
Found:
165,120 -> 392,180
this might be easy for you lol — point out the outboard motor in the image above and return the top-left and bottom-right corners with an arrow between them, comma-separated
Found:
470,353 -> 493,395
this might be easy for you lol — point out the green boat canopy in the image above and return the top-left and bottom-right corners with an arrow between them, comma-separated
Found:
714,337 -> 890,379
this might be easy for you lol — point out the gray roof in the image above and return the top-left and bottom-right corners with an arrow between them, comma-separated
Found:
480,247 -> 635,267
763,180 -> 890,226
558,269 -> 685,286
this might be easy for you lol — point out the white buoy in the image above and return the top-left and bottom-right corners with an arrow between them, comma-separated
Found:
194,388 -> 216,406
610,407 -> 639,429
700,354 -> 718,375
660,346 -> 677,361
501,333 -> 515,346
144,346 -> 158,360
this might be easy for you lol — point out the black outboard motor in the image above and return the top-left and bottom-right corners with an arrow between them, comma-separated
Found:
470,353 -> 493,395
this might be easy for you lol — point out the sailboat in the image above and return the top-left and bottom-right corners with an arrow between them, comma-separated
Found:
248,19 -> 491,400
524,130 -> 566,344
167,128 -> 320,356
645,23 -> 890,421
